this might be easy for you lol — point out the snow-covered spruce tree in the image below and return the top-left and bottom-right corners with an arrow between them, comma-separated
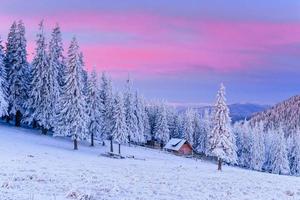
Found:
270,126 -> 290,174
166,107 -> 177,138
134,92 -> 146,144
0,37 -> 8,117
154,103 -> 170,147
197,109 -> 211,154
23,21 -> 53,134
86,69 -> 102,146
54,37 -> 86,150
207,83 -> 237,170
124,77 -> 139,144
289,129 -> 300,176
235,120 -> 252,168
99,72 -> 114,151
191,110 -> 202,150
111,93 -> 128,154
182,108 -> 194,146
48,24 -> 65,114
249,121 -> 266,171
140,96 -> 151,141
6,20 -> 30,127
4,21 -> 17,122
171,114 -> 183,139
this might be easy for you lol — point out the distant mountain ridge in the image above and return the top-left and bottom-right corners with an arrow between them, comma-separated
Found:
250,95 -> 300,132
176,103 -> 270,122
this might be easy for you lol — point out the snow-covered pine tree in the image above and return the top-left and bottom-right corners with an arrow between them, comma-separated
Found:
111,92 -> 128,154
166,106 -> 176,138
207,83 -> 237,170
54,37 -> 86,150
86,68 -> 102,146
134,92 -> 146,144
4,21 -> 17,122
171,114 -> 183,139
197,109 -> 210,154
23,21 -> 53,134
191,110 -> 201,150
270,126 -> 290,175
48,24 -> 65,111
140,96 -> 151,142
124,77 -> 139,144
6,20 -> 29,127
154,103 -> 170,147
250,121 -> 266,171
0,37 -> 8,117
99,72 -> 114,150
183,108 -> 194,146
289,129 -> 300,176
236,120 -> 252,168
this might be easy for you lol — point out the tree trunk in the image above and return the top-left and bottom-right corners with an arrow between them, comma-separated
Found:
5,115 -> 10,123
32,120 -> 37,129
118,143 -> 121,155
15,110 -> 21,127
110,139 -> 113,152
74,139 -> 78,150
218,158 -> 222,171
41,127 -> 48,135
90,133 -> 94,147
128,135 -> 131,147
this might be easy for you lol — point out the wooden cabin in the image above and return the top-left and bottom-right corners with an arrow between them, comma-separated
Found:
164,138 -> 193,155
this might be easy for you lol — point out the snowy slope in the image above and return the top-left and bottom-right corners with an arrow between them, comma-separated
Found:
0,123 -> 300,200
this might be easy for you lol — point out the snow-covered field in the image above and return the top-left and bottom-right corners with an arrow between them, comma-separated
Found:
0,123 -> 300,200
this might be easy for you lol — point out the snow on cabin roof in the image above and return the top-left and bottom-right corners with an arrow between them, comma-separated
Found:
164,138 -> 188,151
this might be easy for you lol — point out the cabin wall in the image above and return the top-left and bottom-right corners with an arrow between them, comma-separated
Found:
178,144 -> 193,155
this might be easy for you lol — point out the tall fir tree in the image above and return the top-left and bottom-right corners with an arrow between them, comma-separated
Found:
270,126 -> 290,175
23,21 -> 52,133
111,93 -> 128,154
99,72 -> 114,151
134,92 -> 146,144
86,69 -> 103,146
48,24 -> 65,112
54,37 -> 86,150
0,37 -> 8,117
197,109 -> 211,154
289,129 -> 300,176
207,83 -> 237,170
154,103 -> 170,147
124,77 -> 139,144
6,20 -> 29,126
250,121 -> 266,171
183,108 -> 194,145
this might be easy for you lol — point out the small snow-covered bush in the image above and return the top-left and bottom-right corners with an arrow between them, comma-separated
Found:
1,180 -> 14,189
66,189 -> 93,200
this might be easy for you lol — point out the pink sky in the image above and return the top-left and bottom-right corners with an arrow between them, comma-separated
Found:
0,0 -> 300,104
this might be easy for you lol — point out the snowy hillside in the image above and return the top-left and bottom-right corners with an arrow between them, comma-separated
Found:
0,123 -> 300,200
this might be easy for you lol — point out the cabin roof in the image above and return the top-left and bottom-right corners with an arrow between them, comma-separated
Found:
164,138 -> 190,151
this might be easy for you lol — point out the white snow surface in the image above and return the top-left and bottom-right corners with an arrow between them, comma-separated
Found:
0,123 -> 300,200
